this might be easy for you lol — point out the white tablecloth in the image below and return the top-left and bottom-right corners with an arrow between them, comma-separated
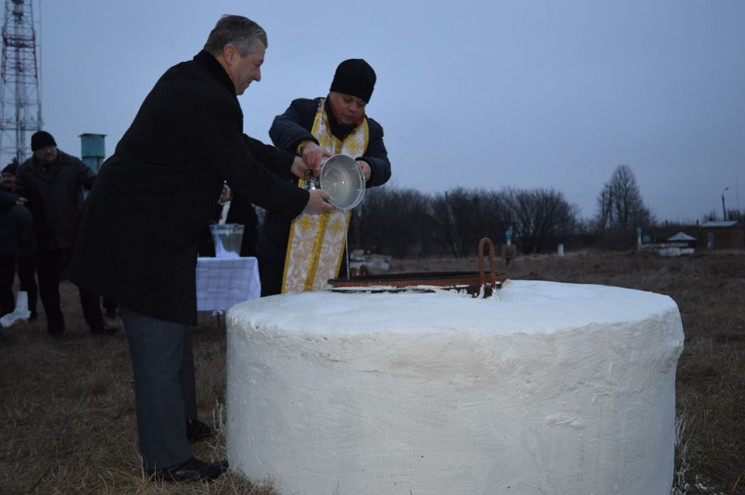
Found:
196,257 -> 261,312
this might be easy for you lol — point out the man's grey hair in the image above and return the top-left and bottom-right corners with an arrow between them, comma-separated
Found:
204,15 -> 267,57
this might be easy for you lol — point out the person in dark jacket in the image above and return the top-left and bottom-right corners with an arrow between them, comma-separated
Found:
0,161 -> 37,320
15,132 -> 115,337
257,58 -> 391,295
199,178 -> 261,258
68,15 -> 332,483
217,188 -> 260,257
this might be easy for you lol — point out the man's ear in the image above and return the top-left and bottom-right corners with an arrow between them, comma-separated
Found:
222,44 -> 237,65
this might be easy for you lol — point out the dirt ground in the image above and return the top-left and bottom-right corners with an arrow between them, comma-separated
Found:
0,248 -> 742,494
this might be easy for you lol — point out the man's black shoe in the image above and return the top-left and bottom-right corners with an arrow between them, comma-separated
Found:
147,457 -> 228,482
186,419 -> 216,442
90,322 -> 119,335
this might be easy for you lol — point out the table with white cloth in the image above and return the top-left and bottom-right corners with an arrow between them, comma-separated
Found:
196,257 -> 261,313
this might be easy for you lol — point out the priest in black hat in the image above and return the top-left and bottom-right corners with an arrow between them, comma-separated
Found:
257,58 -> 391,296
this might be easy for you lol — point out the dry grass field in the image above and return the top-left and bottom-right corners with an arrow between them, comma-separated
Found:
0,248 -> 743,494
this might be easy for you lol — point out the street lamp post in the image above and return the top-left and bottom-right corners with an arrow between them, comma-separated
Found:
722,187 -> 729,220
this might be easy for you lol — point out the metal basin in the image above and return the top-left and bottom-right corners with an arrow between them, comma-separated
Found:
319,155 -> 366,210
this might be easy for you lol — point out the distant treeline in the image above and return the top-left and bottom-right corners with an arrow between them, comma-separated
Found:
344,165 -> 743,258
256,165 -> 742,258
349,186 -> 578,258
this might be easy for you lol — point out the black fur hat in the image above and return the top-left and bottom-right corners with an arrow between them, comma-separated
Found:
2,162 -> 18,175
330,59 -> 376,103
31,131 -> 57,151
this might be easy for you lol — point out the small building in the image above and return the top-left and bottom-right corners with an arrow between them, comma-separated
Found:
697,221 -> 744,249
638,230 -> 697,257
666,231 -> 697,249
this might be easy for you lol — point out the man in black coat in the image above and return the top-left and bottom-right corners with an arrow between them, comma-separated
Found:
257,58 -> 391,295
0,161 -> 37,321
15,132 -> 113,337
69,15 -> 331,482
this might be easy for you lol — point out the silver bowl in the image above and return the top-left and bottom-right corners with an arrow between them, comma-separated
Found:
319,154 -> 366,210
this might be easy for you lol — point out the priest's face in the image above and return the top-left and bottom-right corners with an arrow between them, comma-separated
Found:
328,92 -> 366,126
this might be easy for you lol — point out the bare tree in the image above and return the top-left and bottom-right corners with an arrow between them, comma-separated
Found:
356,187 -> 432,257
429,188 -> 508,257
596,165 -> 654,232
358,186 -> 577,257
726,208 -> 743,222
502,188 -> 578,254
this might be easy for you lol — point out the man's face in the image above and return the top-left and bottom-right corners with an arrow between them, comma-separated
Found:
328,92 -> 367,126
219,185 -> 232,204
228,42 -> 265,95
1,172 -> 14,189
34,145 -> 58,164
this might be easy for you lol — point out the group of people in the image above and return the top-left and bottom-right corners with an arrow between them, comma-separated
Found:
0,161 -> 36,332
5,14 -> 392,484
200,57 -> 391,294
0,131 -> 119,340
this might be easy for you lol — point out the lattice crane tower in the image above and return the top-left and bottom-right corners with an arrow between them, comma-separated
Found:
0,0 -> 41,166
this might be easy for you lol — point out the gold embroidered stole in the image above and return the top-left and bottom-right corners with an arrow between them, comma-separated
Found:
281,100 -> 369,294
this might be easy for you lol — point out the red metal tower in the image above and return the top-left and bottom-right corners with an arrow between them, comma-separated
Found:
0,0 -> 41,166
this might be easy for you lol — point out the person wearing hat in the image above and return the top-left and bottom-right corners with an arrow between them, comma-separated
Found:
0,160 -> 38,323
1,161 -> 18,190
15,130 -> 117,338
257,58 -> 392,295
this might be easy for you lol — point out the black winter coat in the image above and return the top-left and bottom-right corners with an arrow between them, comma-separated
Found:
0,188 -> 35,259
69,50 -> 309,325
269,97 -> 391,188
0,188 -> 19,257
258,97 -> 391,269
16,150 -> 96,250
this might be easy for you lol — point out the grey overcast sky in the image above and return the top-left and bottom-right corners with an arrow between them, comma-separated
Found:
26,0 -> 745,222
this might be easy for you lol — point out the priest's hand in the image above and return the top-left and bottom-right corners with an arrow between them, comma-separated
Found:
357,160 -> 371,181
302,142 -> 332,173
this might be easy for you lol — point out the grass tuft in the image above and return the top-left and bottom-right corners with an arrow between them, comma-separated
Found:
1,249 -> 743,494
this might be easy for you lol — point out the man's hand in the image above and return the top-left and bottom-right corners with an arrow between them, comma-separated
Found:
302,142 -> 332,173
304,189 -> 334,214
290,156 -> 310,179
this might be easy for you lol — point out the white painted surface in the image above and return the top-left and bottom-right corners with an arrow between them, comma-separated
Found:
226,280 -> 684,495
